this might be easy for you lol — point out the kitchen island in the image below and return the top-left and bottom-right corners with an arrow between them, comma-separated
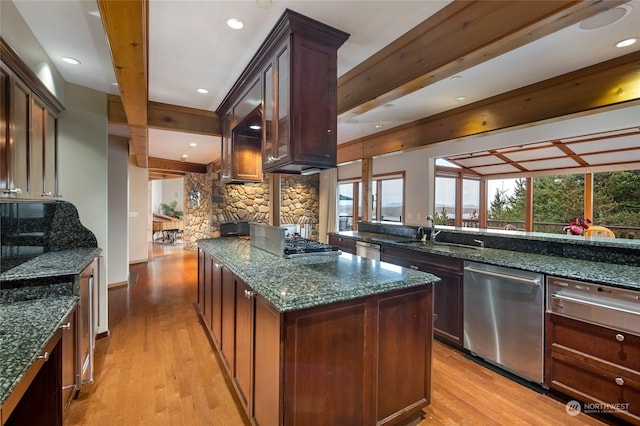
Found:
197,237 -> 440,426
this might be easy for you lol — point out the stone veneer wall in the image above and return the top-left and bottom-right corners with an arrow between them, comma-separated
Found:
182,164 -> 320,250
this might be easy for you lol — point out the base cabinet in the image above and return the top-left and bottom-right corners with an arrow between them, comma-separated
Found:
546,313 -> 640,424
60,305 -> 78,415
328,234 -> 356,255
4,330 -> 62,426
381,245 -> 463,348
197,249 -> 223,346
198,255 -> 433,425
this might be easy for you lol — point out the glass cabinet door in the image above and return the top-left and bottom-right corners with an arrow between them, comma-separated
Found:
262,62 -> 274,165
221,112 -> 231,181
275,45 -> 290,163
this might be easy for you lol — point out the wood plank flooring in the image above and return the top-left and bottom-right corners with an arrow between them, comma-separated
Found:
65,243 -> 610,425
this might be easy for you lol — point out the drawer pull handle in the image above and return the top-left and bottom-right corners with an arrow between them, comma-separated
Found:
244,289 -> 256,299
615,377 -> 625,386
60,322 -> 72,330
410,265 -> 419,270
37,351 -> 49,361
616,333 -> 625,342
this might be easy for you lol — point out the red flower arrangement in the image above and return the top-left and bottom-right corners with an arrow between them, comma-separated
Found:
563,217 -> 591,235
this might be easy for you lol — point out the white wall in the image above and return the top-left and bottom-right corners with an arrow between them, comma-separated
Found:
151,180 -> 162,214
129,153 -> 149,263
0,0 -> 65,103
108,135 -> 129,286
58,82 -> 109,334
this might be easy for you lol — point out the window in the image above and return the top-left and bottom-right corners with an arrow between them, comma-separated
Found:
337,173 -> 405,228
593,170 -> 640,228
532,174 -> 583,232
462,178 -> 480,222
486,178 -> 525,229
435,176 -> 456,224
338,182 -> 354,231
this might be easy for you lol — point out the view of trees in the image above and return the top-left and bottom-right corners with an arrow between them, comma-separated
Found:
487,171 -> 640,228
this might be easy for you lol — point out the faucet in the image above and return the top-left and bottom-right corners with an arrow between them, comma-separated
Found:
426,215 -> 441,242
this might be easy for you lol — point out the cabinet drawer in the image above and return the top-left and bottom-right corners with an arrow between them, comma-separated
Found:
328,235 -> 356,254
381,245 -> 462,273
547,313 -> 640,372
548,351 -> 640,424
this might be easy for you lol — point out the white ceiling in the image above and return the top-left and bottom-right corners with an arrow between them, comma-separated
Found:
11,0 -> 640,168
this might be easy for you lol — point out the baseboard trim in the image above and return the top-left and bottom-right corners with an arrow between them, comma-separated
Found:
108,281 -> 128,288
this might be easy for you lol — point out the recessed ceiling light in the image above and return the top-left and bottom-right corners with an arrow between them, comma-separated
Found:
196,88 -> 209,94
62,56 -> 81,65
383,103 -> 394,110
111,82 -> 118,86
450,75 -> 462,80
189,143 -> 197,148
88,10 -> 100,18
455,96 -> 467,101
182,154 -> 189,158
250,125 -> 261,130
374,124 -> 384,129
227,18 -> 244,30
616,37 -> 638,48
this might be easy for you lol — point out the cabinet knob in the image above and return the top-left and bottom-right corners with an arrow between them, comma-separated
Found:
433,314 -> 438,320
244,289 -> 256,298
41,192 -> 53,197
37,351 -> 50,361
60,322 -> 72,330
615,377 -> 625,386
616,333 -> 625,342
410,265 -> 419,270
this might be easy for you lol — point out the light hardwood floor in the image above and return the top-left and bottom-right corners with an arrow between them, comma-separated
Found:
65,244 -> 610,425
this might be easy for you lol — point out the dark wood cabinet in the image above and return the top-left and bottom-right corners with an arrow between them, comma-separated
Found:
545,313 -> 640,424
381,245 -> 464,348
197,246 -> 432,425
1,47 -> 62,199
221,79 -> 263,184
60,305 -> 78,415
328,234 -> 356,255
197,249 -> 223,346
261,12 -> 348,174
3,329 -> 63,426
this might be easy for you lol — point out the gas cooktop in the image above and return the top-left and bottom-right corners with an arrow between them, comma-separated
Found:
283,237 -> 341,258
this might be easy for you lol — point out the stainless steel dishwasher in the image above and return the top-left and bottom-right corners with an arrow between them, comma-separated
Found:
355,241 -> 381,260
463,261 -> 545,385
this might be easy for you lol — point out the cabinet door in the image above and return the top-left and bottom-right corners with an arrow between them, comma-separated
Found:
60,305 -> 78,413
9,77 -> 30,196
262,62 -> 274,165
220,267 -> 236,371
275,45 -> 290,164
376,286 -> 432,424
211,258 -> 223,346
203,253 -> 213,330
43,110 -> 57,197
432,269 -> 463,348
197,248 -> 205,315
30,99 -> 45,197
328,235 -> 356,255
220,112 -> 232,181
234,278 -> 254,410
253,295 -> 281,426
1,63 -> 9,192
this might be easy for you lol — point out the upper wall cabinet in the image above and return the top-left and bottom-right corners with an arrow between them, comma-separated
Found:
261,13 -> 349,174
220,78 -> 263,183
217,9 -> 349,179
1,38 -> 64,199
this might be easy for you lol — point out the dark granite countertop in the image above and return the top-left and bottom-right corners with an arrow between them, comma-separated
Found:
198,238 -> 439,312
334,231 -> 640,291
0,283 -> 77,408
0,247 -> 101,282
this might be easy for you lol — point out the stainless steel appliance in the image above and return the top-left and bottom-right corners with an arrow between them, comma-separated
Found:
547,276 -> 640,335
75,258 -> 98,386
249,223 -> 340,258
284,236 -> 341,258
464,261 -> 545,384
355,241 -> 381,260
220,221 -> 250,237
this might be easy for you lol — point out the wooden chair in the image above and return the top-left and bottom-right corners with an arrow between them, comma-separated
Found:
584,225 -> 615,238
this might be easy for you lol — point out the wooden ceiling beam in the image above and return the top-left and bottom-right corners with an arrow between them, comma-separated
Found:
339,51 -> 640,163
98,0 -> 148,168
108,95 -> 221,135
337,0 -> 627,118
148,157 -> 208,174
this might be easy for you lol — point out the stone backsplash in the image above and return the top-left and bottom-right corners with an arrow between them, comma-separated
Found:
182,164 -> 319,250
